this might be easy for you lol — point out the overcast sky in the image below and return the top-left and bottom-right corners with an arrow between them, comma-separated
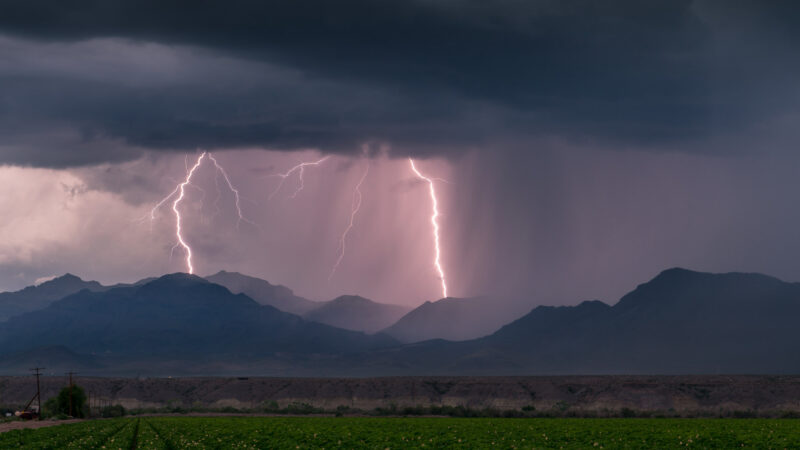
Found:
1,1 -> 800,307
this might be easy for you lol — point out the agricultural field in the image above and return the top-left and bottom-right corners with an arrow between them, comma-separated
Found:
1,417 -> 799,448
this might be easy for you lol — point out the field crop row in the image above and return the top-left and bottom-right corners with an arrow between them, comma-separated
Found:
0,417 -> 799,448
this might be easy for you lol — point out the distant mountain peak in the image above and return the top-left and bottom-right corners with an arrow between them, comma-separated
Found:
33,273 -> 104,291
651,267 -> 783,285
41,273 -> 86,285
577,299 -> 610,308
304,295 -> 411,334
651,267 -> 705,281
329,295 -> 373,305
613,267 -> 788,314
382,295 -> 527,343
153,272 -> 208,282
139,273 -> 211,290
0,273 -> 105,322
205,270 -> 319,315
209,270 -> 245,279
207,270 -> 277,285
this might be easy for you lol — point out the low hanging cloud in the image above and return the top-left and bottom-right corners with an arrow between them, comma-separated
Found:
0,0 -> 798,167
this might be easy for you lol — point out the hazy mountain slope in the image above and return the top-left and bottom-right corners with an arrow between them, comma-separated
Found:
0,274 -> 104,321
102,277 -> 157,290
381,296 -> 527,343
4,267 -> 799,376
205,271 -> 320,315
368,268 -> 800,375
0,274 -> 396,360
303,295 -> 411,333
0,345 -> 99,373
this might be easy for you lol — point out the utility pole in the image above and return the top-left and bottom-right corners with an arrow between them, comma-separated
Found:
30,367 -> 44,420
65,371 -> 77,417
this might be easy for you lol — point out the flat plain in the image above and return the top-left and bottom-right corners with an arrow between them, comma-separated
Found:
5,375 -> 800,416
1,417 -> 800,449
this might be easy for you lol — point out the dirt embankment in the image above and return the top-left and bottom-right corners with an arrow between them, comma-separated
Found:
1,375 -> 799,414
0,419 -> 84,434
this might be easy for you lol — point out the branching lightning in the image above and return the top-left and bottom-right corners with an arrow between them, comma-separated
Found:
207,153 -> 257,230
170,152 -> 206,274
409,158 -> 448,298
148,151 -> 254,274
268,156 -> 331,200
144,151 -> 450,298
329,161 -> 370,280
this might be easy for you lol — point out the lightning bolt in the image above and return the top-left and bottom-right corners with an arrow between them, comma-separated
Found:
268,156 -> 331,200
409,158 -> 448,299
329,161 -> 370,280
148,151 -> 255,274
207,153 -> 257,230
171,152 -> 206,274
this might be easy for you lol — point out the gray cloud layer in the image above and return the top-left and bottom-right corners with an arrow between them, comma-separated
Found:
3,1 -> 800,309
1,1 -> 799,166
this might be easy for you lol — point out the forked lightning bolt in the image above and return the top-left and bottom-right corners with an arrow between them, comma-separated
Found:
170,153 -> 206,274
329,161 -> 370,280
268,156 -> 331,199
149,151 -> 254,274
207,153 -> 257,230
409,158 -> 448,298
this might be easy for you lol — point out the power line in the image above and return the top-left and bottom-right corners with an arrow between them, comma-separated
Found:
65,371 -> 78,417
29,367 -> 44,421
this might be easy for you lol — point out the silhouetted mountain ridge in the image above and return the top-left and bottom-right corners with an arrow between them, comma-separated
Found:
382,296 -> 530,343
0,273 -> 104,321
205,270 -> 321,315
373,268 -> 800,374
0,273 -> 396,362
2,267 -> 800,376
303,295 -> 411,333
206,271 -> 411,333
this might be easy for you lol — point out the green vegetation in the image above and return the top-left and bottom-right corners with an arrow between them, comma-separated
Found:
98,404 -> 127,418
120,402 -> 800,419
42,385 -> 87,418
1,417 -> 800,448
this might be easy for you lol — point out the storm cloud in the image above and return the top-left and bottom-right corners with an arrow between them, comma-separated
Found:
1,0 -> 799,166
3,1 -> 800,310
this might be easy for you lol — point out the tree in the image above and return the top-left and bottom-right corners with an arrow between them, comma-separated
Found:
44,385 -> 87,418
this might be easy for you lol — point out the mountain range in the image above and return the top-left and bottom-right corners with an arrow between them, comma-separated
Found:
304,295 -> 410,334
383,296 -> 527,343
1,267 -> 799,375
206,271 -> 412,334
0,274 -> 396,374
353,268 -> 800,375
0,274 -> 104,321
205,271 -> 320,315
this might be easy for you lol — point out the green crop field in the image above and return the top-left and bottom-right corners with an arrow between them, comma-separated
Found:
1,417 -> 799,449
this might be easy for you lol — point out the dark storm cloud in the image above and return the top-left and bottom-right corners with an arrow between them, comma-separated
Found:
0,0 -> 799,166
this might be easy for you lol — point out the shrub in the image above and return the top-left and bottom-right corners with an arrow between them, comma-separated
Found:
43,385 -> 87,418
732,410 -> 757,419
99,404 -> 126,418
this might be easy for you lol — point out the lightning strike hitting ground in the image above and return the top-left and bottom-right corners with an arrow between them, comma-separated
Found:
329,161 -> 370,280
268,156 -> 331,200
148,152 -> 255,274
409,158 -> 448,298
171,152 -> 206,274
